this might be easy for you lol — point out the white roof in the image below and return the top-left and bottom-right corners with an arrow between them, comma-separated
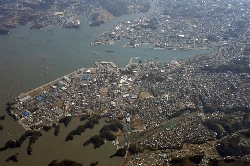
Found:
123,94 -> 129,98
120,79 -> 126,84
18,96 -> 31,102
61,87 -> 67,90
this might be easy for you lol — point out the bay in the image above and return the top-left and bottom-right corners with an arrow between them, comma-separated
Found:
0,2 -> 213,165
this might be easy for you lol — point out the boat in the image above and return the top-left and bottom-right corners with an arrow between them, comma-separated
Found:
155,56 -> 158,59
106,50 -> 114,52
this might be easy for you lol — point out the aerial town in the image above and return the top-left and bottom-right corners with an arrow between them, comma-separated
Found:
0,0 -> 150,33
1,0 -> 250,165
7,49 -> 250,165
92,0 -> 250,51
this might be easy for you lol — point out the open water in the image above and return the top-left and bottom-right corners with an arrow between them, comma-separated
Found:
0,3 -> 213,165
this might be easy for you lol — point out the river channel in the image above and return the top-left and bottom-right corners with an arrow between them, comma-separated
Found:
0,2 -> 213,165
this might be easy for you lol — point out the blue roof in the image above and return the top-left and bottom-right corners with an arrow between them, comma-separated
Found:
82,75 -> 88,80
22,111 -> 30,116
35,96 -> 43,102
41,93 -> 46,98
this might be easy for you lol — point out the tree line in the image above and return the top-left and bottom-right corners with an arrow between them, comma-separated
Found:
217,136 -> 250,157
43,123 -> 60,136
66,115 -> 100,141
6,153 -> 19,163
48,159 -> 100,166
48,159 -> 82,166
203,113 -> 250,139
83,120 -> 123,149
201,58 -> 250,73
0,130 -> 42,155
59,116 -> 72,127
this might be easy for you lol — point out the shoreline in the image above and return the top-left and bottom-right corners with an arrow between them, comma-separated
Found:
12,49 -> 213,131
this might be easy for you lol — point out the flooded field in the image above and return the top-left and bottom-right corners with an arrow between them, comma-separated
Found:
0,118 -> 123,166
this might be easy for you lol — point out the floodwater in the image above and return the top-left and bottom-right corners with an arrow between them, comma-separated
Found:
0,2 -> 213,165
0,118 -> 122,166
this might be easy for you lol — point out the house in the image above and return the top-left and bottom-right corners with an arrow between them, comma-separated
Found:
123,94 -> 129,98
18,96 -> 31,103
82,75 -> 89,81
131,94 -> 137,99
126,117 -> 131,123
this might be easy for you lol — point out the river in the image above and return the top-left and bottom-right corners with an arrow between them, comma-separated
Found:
0,2 -> 213,165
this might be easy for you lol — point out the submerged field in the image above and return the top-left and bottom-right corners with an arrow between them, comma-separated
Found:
0,118 -> 123,166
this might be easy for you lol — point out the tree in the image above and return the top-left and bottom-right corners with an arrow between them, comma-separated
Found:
75,125 -> 85,135
66,132 -> 74,141
48,159 -> 82,166
27,144 -> 32,155
83,135 -> 104,149
217,136 -> 250,157
84,120 -> 94,129
54,124 -> 60,136
241,130 -> 250,138
0,115 -> 5,120
92,118 -> 99,124
203,106 -> 217,114
43,126 -> 52,132
48,160 -> 58,166
189,155 -> 204,164
203,119 -> 223,139
110,147 -> 126,158
128,143 -> 143,154
104,120 -> 123,132
90,161 -> 99,166
6,153 -> 18,162
100,130 -> 115,141
80,115 -> 88,121
100,125 -> 110,133
108,123 -> 119,132
59,116 -> 72,127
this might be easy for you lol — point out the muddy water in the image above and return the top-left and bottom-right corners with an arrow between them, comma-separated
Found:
0,118 -> 122,166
